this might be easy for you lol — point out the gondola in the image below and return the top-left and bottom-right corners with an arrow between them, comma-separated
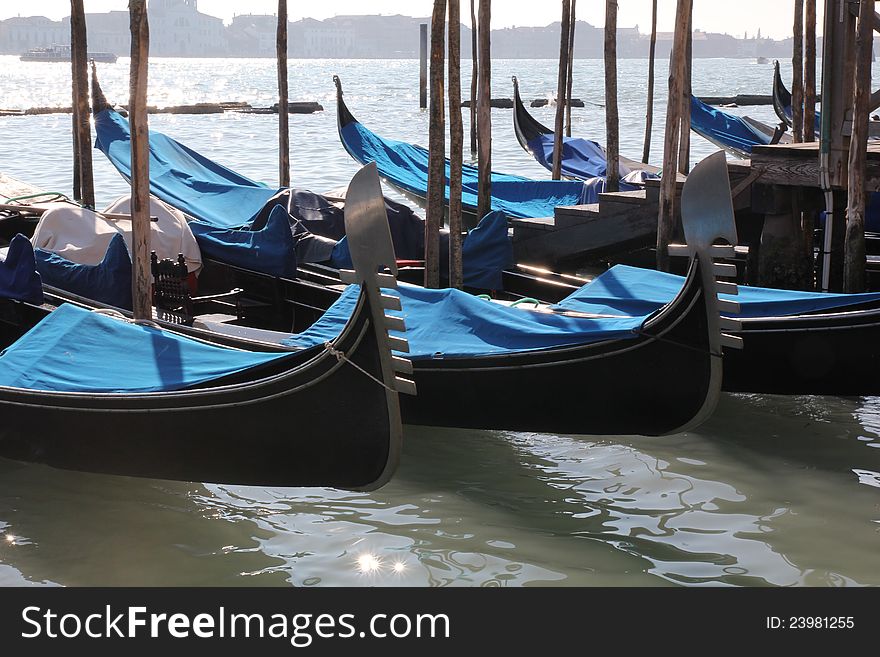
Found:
333,75 -> 597,228
689,95 -> 788,159
0,164 -> 413,489
2,153 -> 736,436
511,76 -> 659,179
772,60 -> 822,134
554,261 -> 880,395
89,65 -> 549,296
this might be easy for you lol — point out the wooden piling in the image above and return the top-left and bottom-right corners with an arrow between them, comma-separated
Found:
277,0 -> 290,187
476,0 -> 492,222
677,1 -> 692,175
551,0 -> 572,181
469,0 -> 478,155
420,23 -> 428,109
843,0 -> 874,293
128,0 -> 152,320
792,0 -> 804,143
565,0 -> 577,138
604,0 -> 619,192
804,0 -> 817,142
656,0 -> 691,272
70,0 -> 94,208
425,0 -> 446,289
642,0 -> 657,164
448,0 -> 464,289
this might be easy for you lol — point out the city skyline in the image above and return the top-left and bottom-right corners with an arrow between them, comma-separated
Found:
0,1 -> 824,41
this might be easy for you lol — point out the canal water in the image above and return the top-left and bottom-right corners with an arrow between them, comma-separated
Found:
0,56 -> 878,586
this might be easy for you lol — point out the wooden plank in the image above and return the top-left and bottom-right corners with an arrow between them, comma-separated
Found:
514,204 -> 656,263
420,23 -> 428,109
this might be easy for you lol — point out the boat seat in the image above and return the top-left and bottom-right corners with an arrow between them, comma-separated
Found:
151,251 -> 241,325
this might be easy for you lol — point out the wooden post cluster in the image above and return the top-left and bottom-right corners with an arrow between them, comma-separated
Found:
448,0 -> 464,289
128,0 -> 152,320
277,0 -> 290,187
792,0 -> 805,143
656,0 -> 692,272
476,0 -> 492,222
551,1 -> 572,181
844,0 -> 875,292
70,0 -> 94,208
604,0 -> 620,191
642,0 -> 658,164
425,0 -> 447,289
565,0 -> 577,138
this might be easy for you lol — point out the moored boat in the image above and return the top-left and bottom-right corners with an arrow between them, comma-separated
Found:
20,44 -> 117,63
0,164 -> 413,488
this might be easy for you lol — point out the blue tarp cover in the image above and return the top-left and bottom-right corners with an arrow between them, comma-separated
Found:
94,108 -> 278,229
0,234 -> 43,304
554,264 -> 880,319
527,134 -> 610,179
35,233 -> 133,310
0,303 -> 296,393
189,205 -> 297,278
283,282 -> 646,359
330,209 -> 513,290
690,96 -> 771,155
341,121 -> 592,219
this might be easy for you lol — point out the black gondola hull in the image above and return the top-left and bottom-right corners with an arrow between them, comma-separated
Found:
0,292 -> 400,489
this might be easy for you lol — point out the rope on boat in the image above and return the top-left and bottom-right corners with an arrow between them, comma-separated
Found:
3,191 -> 70,204
323,341 -> 397,393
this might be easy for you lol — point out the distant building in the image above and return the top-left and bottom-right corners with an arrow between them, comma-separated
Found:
0,16 -> 64,54
148,0 -> 226,57
0,10 -> 808,60
228,14 -> 278,57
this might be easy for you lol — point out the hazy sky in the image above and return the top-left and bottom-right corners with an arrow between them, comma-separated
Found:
0,1 -> 822,40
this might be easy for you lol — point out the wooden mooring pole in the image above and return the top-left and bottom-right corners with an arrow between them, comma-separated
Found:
677,2 -> 692,175
277,0 -> 290,187
565,0 -> 576,138
70,0 -> 94,208
552,0 -> 572,181
128,0 -> 152,320
803,0 -> 817,142
425,0 -> 446,289
642,0 -> 658,164
792,0 -> 804,143
469,0 -> 478,155
844,0 -> 875,293
476,0 -> 492,221
420,23 -> 428,109
604,0 -> 620,192
656,0 -> 691,272
448,0 -> 464,289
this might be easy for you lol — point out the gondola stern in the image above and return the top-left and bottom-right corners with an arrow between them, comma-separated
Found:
90,60 -> 113,115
